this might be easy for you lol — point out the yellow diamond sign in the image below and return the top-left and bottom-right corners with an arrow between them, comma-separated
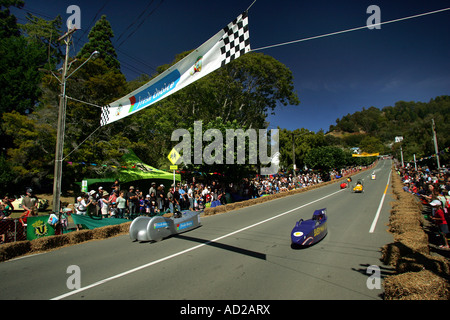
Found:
167,148 -> 181,165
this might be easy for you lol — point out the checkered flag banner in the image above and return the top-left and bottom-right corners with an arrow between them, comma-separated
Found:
100,11 -> 251,127
220,11 -> 251,67
100,105 -> 110,127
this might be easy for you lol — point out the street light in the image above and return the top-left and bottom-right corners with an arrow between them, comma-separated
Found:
52,28 -> 100,217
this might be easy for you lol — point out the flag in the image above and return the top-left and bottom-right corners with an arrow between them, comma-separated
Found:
100,11 -> 250,126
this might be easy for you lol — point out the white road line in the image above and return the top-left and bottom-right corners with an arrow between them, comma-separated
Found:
369,170 -> 391,233
51,188 -> 345,300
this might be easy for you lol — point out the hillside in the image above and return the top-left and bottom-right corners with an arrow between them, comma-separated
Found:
327,95 -> 450,166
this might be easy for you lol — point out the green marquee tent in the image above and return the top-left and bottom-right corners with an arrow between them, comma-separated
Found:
77,150 -> 180,191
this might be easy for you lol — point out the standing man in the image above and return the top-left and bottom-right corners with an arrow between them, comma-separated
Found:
22,188 -> 38,214
126,186 -> 138,219
167,187 -> 174,213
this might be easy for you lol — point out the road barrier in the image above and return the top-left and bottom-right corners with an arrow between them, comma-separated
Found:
381,166 -> 449,300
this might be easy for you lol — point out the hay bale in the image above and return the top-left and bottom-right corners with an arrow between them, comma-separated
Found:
396,253 -> 450,276
384,270 -> 449,300
394,231 -> 429,256
119,222 -> 131,233
93,225 -> 122,239
381,230 -> 430,267
381,242 -> 401,266
31,234 -> 70,252
67,229 -> 94,244
388,212 -> 424,234
0,241 -> 32,262
389,220 -> 423,235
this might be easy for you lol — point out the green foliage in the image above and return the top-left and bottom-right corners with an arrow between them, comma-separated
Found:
0,35 -> 47,115
20,13 -> 63,69
304,146 -> 346,172
330,96 -> 450,165
0,0 -> 23,38
0,154 -> 15,195
78,15 -> 120,71
1,110 -> 56,192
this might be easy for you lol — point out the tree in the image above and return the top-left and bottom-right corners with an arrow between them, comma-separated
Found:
1,110 -> 56,192
0,35 -> 47,115
359,136 -> 384,153
21,13 -> 63,70
304,146 -> 346,173
0,0 -> 23,39
78,15 -> 120,71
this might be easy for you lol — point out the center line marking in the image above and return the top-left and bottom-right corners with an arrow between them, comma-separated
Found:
369,170 -> 391,233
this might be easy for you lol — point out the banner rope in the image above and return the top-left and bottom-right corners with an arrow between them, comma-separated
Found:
251,7 -> 450,52
62,125 -> 103,161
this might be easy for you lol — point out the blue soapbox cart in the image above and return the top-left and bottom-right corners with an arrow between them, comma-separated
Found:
291,208 -> 328,247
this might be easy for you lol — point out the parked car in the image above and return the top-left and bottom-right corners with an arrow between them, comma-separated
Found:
11,195 -> 49,212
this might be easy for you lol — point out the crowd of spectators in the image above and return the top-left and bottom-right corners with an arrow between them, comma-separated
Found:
73,165 -> 370,220
397,164 -> 450,249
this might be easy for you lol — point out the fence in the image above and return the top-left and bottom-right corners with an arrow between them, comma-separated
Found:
0,219 -> 27,244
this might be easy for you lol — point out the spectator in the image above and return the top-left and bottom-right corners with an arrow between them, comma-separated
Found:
116,191 -> 127,219
1,195 -> 13,218
126,186 -> 138,219
187,184 -> 194,210
19,206 -> 37,227
75,196 -> 88,215
22,188 -> 38,214
174,186 -> 181,211
167,187 -> 175,213
100,191 -> 110,219
157,185 -> 165,212
149,182 -> 156,199
87,190 -> 97,216
111,179 -> 120,193
430,200 -> 449,249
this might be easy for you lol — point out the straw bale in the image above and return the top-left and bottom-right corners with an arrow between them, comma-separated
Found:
389,219 -> 423,235
67,229 -> 94,244
31,234 -> 70,252
394,231 -> 429,255
92,225 -> 122,239
119,222 -> 131,233
396,253 -> 450,276
381,231 -> 430,267
384,270 -> 449,300
0,241 -> 31,262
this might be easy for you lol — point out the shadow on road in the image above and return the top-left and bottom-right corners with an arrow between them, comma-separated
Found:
173,234 -> 267,261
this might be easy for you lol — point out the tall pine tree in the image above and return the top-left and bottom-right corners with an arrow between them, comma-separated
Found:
78,15 -> 120,72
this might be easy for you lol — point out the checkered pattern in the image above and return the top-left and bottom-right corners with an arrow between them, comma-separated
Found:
220,11 -> 251,67
100,105 -> 110,127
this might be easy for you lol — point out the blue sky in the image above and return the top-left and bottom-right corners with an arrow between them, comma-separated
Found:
12,0 -> 450,132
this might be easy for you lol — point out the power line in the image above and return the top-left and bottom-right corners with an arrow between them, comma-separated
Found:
115,0 -> 155,44
116,0 -> 165,49
78,0 -> 111,41
251,7 -> 450,52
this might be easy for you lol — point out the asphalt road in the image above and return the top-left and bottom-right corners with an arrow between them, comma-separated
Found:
0,160 -> 395,301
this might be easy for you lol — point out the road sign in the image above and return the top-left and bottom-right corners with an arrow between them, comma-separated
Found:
170,165 -> 178,170
167,148 -> 180,165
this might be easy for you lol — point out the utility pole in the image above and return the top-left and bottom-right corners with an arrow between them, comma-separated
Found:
52,27 -> 76,216
292,133 -> 296,177
432,119 -> 441,171
291,130 -> 311,178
